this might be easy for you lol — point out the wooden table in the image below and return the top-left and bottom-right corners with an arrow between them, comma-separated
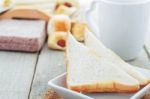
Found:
0,1 -> 150,99
0,32 -> 149,99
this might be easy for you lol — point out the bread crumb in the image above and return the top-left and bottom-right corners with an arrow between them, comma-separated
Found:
43,89 -> 63,99
142,90 -> 150,99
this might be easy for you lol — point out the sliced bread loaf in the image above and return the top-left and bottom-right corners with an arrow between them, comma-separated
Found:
66,33 -> 140,93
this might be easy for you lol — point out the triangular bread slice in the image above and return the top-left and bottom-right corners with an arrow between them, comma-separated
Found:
134,66 -> 150,83
84,29 -> 148,86
66,33 -> 139,93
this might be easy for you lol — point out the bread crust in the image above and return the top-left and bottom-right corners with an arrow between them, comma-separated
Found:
68,82 -> 139,93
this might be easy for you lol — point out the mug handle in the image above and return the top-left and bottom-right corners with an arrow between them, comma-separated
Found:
85,0 -> 100,37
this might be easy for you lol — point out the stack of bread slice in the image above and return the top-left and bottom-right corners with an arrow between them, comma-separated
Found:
66,31 -> 150,93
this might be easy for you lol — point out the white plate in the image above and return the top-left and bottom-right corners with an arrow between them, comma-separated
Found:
131,84 -> 150,99
48,67 -> 150,99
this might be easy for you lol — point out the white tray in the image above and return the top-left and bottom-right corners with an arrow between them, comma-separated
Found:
48,66 -> 150,99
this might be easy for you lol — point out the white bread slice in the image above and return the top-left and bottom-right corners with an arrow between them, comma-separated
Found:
134,67 -> 150,83
66,33 -> 140,93
0,6 -> 51,21
84,29 -> 148,86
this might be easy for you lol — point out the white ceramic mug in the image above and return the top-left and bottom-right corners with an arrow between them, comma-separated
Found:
86,0 -> 150,60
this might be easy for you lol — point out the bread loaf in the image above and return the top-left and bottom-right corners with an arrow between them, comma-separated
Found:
66,33 -> 140,93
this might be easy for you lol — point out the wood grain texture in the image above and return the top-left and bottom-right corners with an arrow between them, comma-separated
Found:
29,45 -> 65,99
0,51 -> 38,99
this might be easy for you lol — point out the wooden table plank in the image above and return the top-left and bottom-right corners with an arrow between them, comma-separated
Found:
29,45 -> 65,99
0,51 -> 38,99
